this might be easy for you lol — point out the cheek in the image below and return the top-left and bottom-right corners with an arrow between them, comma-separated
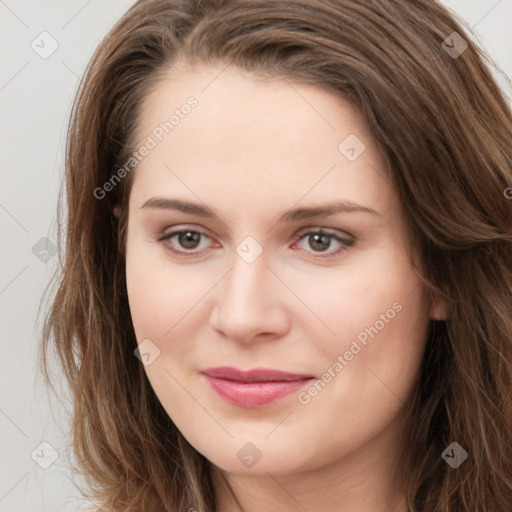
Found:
300,264 -> 430,421
292,276 -> 429,465
125,230 -> 205,344
125,244 -> 209,423
287,244 -> 428,359
299,245 -> 430,405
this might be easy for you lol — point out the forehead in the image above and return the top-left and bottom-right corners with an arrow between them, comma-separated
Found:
130,64 -> 396,221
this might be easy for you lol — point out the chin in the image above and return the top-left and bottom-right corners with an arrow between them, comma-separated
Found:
189,432 -> 321,476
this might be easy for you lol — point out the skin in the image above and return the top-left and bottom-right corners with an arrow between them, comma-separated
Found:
122,63 -> 446,512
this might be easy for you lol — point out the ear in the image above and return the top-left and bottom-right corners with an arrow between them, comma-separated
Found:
113,206 -> 121,219
429,295 -> 450,321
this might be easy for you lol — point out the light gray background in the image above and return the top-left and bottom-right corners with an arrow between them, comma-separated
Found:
1,1 -> 511,510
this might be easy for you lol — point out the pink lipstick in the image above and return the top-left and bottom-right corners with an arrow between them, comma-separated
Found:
200,366 -> 315,407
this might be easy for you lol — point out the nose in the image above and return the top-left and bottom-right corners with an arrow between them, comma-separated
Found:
209,249 -> 289,344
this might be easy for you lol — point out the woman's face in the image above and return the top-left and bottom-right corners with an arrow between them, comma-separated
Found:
125,64 -> 439,476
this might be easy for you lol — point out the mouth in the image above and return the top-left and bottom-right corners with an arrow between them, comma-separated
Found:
200,366 -> 316,407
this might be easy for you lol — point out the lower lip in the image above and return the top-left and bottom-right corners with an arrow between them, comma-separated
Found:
202,375 -> 314,407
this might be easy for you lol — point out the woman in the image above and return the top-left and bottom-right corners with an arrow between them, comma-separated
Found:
40,0 -> 512,510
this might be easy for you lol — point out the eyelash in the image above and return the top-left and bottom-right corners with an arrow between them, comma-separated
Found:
156,226 -> 354,259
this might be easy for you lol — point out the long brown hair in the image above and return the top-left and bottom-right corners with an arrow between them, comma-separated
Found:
39,0 -> 512,510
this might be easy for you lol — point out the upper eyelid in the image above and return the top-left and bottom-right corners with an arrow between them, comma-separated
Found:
160,224 -> 353,242
160,225 -> 215,242
295,226 -> 353,239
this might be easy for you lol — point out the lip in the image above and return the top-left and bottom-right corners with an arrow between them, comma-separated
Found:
200,366 -> 316,407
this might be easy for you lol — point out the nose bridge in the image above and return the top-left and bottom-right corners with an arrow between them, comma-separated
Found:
210,240 -> 285,341
225,245 -> 270,308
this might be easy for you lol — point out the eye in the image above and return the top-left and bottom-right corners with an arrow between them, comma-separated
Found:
157,227 -> 215,256
293,228 -> 354,257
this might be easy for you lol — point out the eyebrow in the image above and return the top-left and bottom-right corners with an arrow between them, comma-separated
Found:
140,197 -> 383,222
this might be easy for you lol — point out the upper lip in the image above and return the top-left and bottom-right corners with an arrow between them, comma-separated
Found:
201,366 -> 315,382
